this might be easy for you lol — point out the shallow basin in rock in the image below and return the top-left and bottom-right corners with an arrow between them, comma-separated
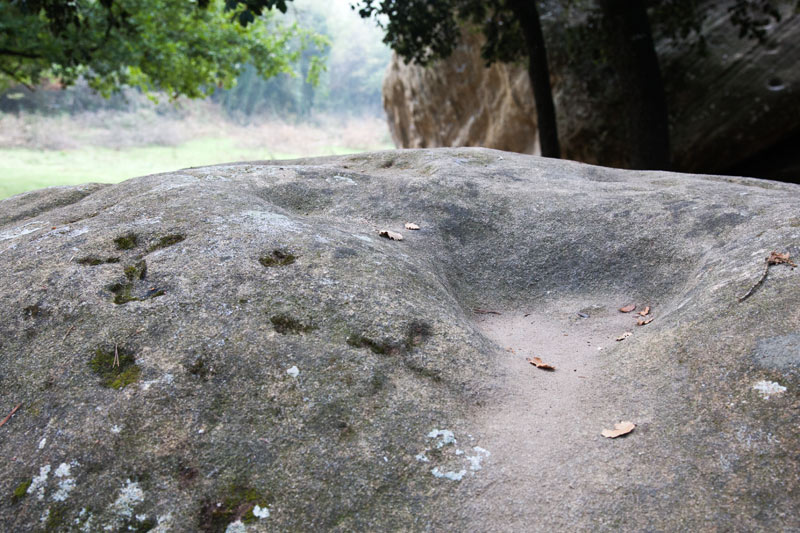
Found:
0,148 -> 797,531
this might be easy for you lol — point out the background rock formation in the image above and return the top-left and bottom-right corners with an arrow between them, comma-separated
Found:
1,149 -> 798,531
383,31 -> 539,155
382,8 -> 800,178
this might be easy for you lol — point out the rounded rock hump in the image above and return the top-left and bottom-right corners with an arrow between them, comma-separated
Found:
0,148 -> 798,531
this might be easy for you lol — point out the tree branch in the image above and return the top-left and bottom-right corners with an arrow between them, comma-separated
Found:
0,48 -> 42,59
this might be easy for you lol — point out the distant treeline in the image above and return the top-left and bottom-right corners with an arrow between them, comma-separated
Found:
0,0 -> 390,120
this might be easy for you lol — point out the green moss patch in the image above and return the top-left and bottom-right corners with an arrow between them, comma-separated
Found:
347,334 -> 394,355
11,479 -> 31,503
109,260 -> 156,305
270,314 -> 314,334
77,256 -> 120,266
199,485 -> 271,532
89,346 -> 141,389
147,234 -> 185,252
124,260 -> 147,281
114,233 -> 138,250
259,249 -> 296,267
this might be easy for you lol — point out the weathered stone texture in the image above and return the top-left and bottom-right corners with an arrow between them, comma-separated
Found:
0,149 -> 798,531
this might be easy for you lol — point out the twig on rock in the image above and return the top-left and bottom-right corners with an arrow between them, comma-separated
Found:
473,308 -> 501,315
739,251 -> 796,302
0,403 -> 22,430
63,324 -> 76,340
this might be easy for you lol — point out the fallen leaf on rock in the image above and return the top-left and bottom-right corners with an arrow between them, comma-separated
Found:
768,251 -> 797,267
527,357 -> 555,371
602,421 -> 636,438
404,222 -> 420,230
636,316 -> 654,326
616,332 -> 632,341
638,306 -> 650,316
619,304 -> 636,313
379,230 -> 403,241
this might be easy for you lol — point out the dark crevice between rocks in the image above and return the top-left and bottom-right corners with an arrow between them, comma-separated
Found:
89,345 -> 141,389
259,249 -> 296,267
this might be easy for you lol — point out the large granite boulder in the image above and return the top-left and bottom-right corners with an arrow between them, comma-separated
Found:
0,148 -> 798,531
382,6 -> 800,177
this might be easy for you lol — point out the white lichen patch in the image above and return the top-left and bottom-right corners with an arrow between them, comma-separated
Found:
110,479 -> 144,519
38,437 -> 47,449
431,467 -> 467,481
52,462 -> 77,502
253,505 -> 270,519
419,430 -> 491,482
427,429 -> 456,448
466,447 -> 491,471
286,365 -> 300,377
111,425 -> 122,434
225,520 -> 247,533
753,380 -> 787,399
28,464 -> 51,500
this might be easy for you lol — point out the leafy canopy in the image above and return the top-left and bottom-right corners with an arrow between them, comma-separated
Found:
0,0 -> 326,97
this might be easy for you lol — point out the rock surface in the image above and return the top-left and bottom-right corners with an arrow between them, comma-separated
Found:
382,7 -> 800,176
1,148 -> 799,531
383,31 -> 539,155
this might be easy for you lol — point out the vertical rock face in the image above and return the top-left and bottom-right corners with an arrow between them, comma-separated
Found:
383,31 -> 539,155
382,7 -> 800,176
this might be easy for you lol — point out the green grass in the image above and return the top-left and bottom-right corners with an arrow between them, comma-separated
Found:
0,137 -> 381,200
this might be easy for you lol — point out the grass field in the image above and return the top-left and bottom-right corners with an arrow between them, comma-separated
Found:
0,110 -> 392,200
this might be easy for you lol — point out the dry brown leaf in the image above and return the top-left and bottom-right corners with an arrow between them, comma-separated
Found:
638,306 -> 650,316
378,230 -> 403,241
602,421 -> 636,438
527,357 -> 555,371
637,316 -> 654,326
404,222 -> 420,230
619,304 -> 636,313
616,331 -> 632,341
768,251 -> 797,267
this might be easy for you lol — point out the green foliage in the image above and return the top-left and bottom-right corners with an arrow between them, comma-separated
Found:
213,0 -> 389,118
0,0 -> 314,98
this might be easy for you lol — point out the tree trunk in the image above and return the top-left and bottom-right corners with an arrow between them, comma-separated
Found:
508,0 -> 560,159
598,0 -> 671,170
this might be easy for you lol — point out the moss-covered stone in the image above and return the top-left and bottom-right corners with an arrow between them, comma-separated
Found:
259,249 -> 296,267
114,233 -> 139,250
89,346 -> 141,389
11,479 -> 31,503
270,314 -> 314,334
199,485 -> 271,532
77,256 -> 120,266
347,334 -> 394,355
148,234 -> 185,252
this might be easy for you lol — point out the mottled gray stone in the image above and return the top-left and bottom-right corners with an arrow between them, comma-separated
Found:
0,148 -> 797,532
